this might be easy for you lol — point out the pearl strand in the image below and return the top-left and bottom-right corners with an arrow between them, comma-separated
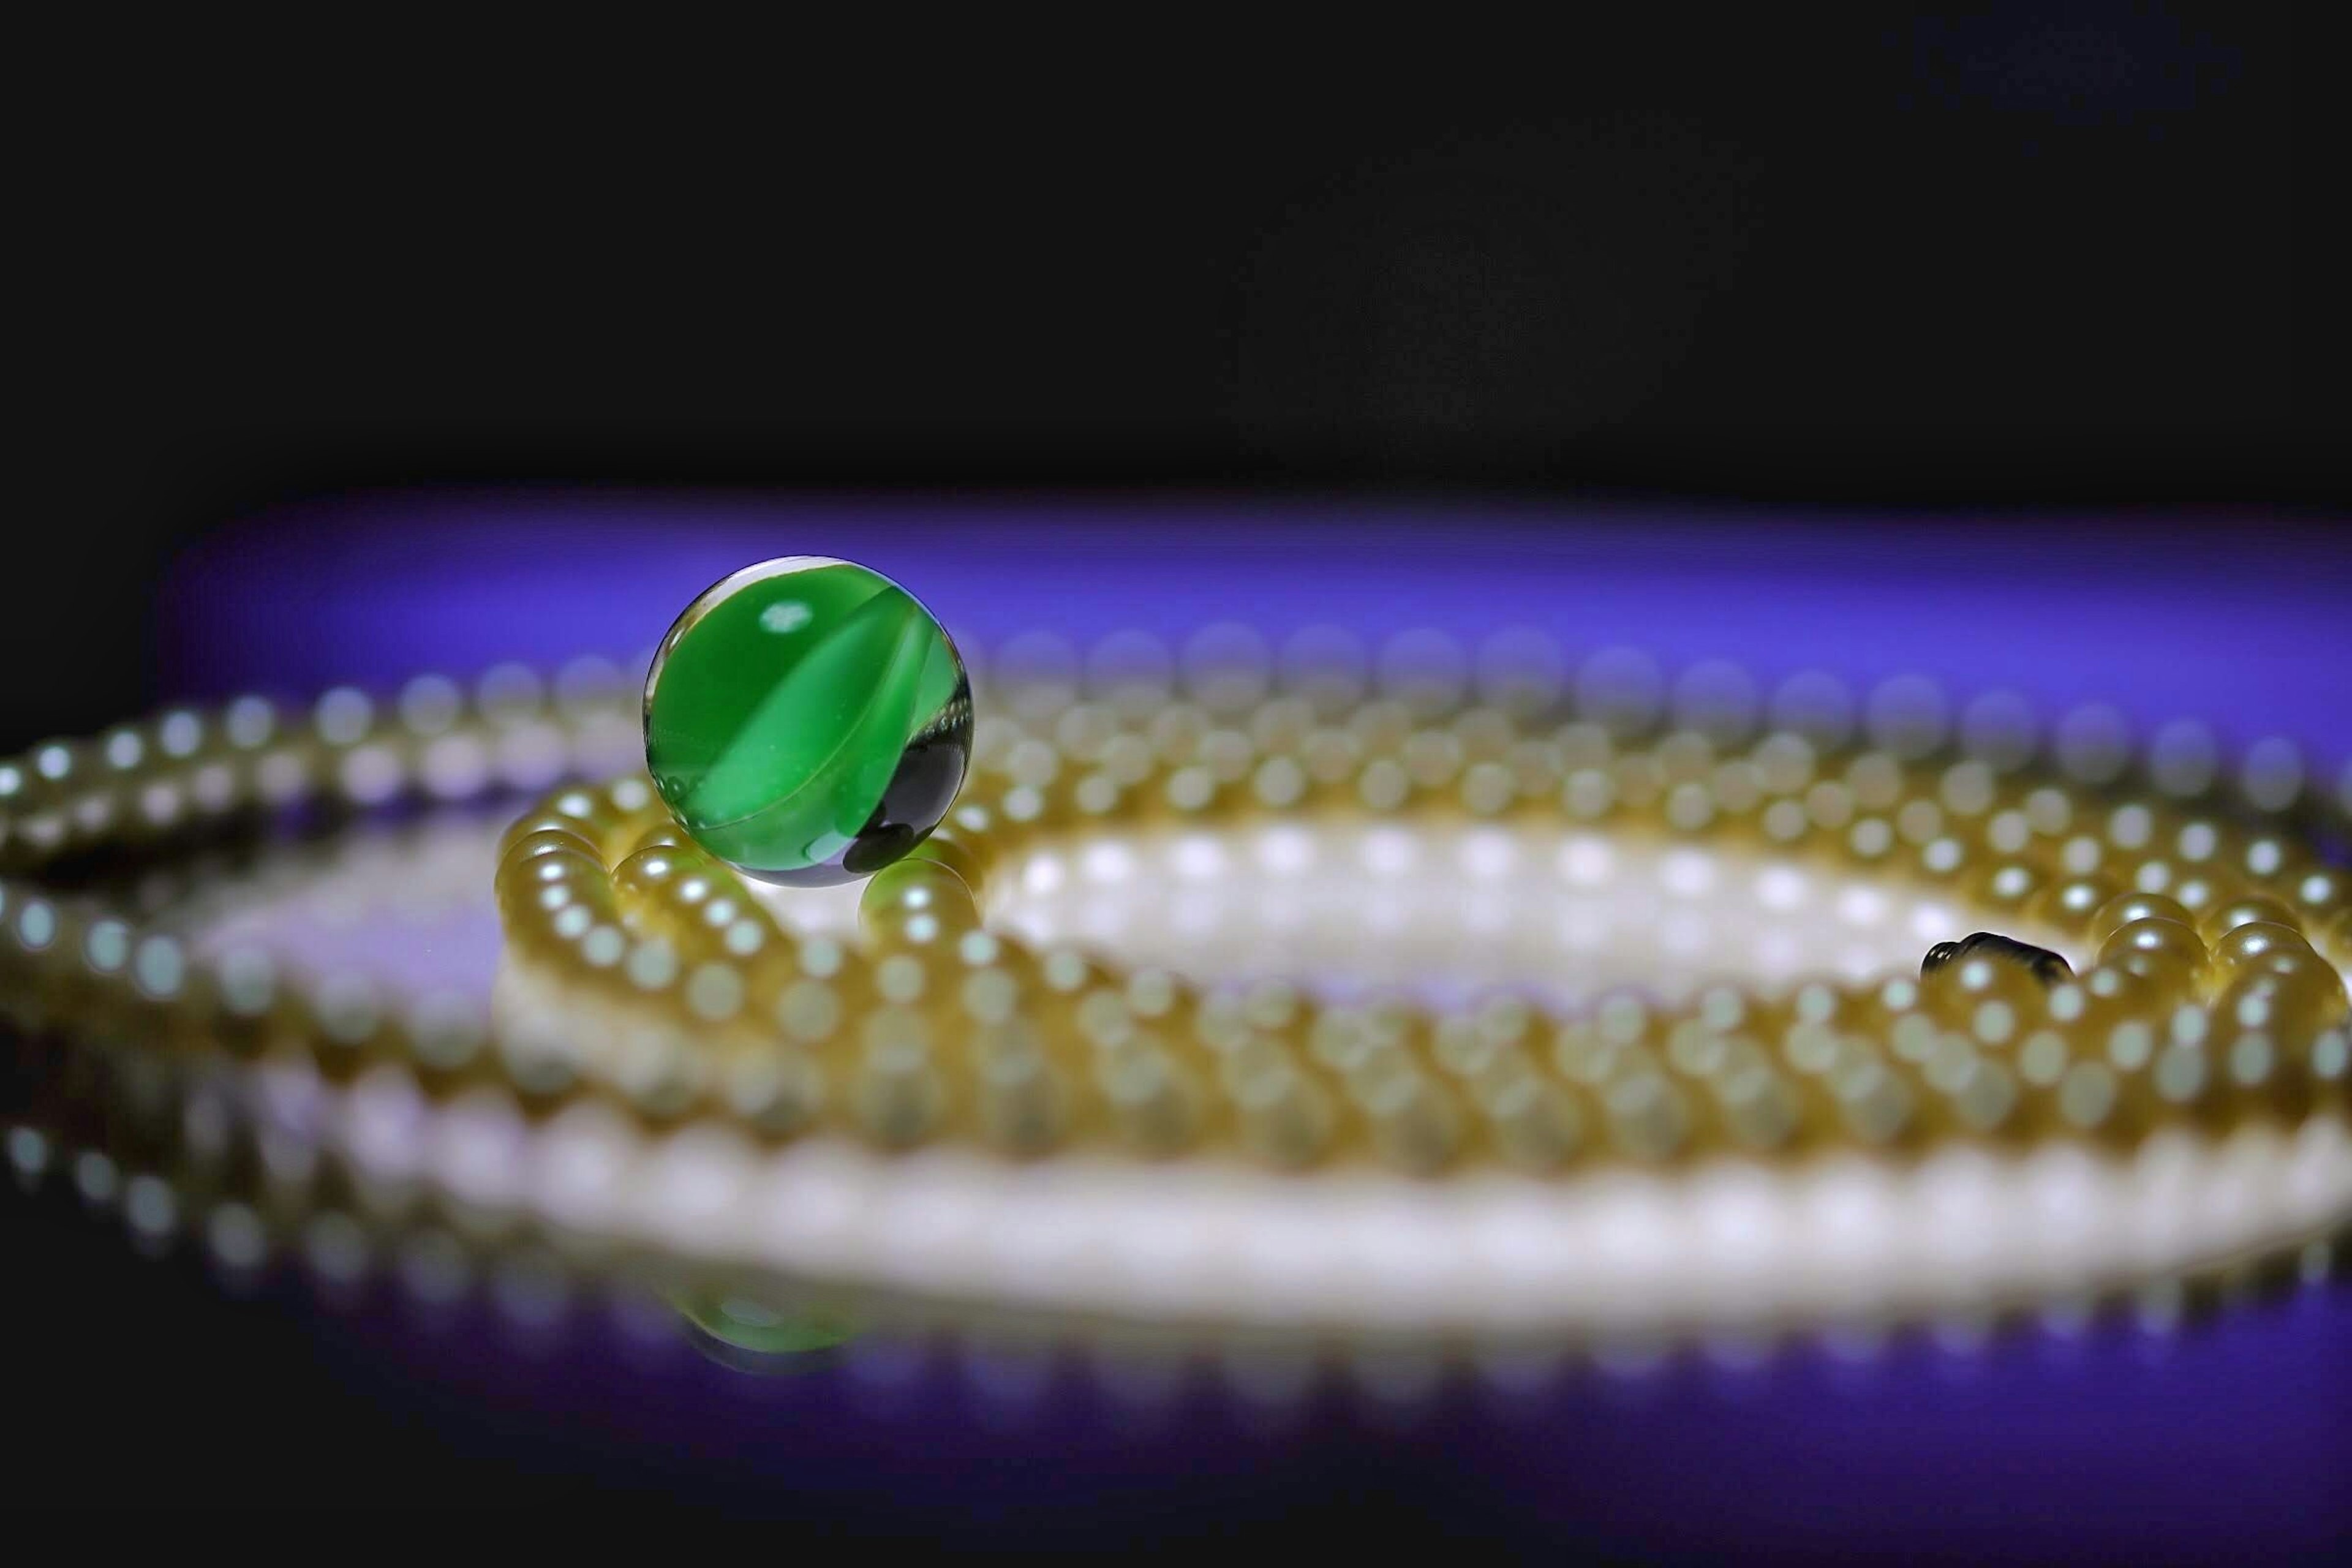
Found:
494,687 -> 2351,1174
1,647 -> 2346,1338
0,651 -> 2343,1183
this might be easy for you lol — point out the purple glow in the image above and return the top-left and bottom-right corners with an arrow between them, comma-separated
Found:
163,494 -> 2351,758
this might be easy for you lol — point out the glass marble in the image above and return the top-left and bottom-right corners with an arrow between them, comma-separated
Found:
643,557 -> 970,886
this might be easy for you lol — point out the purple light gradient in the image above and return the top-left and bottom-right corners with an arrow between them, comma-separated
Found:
162,494 -> 2351,759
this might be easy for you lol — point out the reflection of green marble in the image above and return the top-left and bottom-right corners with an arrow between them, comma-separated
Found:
644,557 -> 970,886
674,1290 -> 861,1373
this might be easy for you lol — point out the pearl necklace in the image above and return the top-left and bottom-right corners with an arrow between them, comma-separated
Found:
489,691 -> 2350,1173
5,652 -> 2349,1339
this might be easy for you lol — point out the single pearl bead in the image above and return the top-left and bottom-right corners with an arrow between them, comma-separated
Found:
631,822 -> 696,854
1920,950 -> 2046,1031
612,844 -> 689,902
497,824 -> 599,869
1967,861 -> 2045,920
858,859 -> 981,948
2089,891 -> 2195,946
2097,918 -> 2209,1003
2290,867 -> 2348,926
2214,964 -> 2350,1046
2166,871 -> 2221,915
1099,1042 -> 1204,1158
2196,894 -> 2300,943
908,831 -> 990,891
2030,875 -> 2119,939
2237,949 -> 2345,998
2207,921 -> 2315,976
1472,1066 -> 1586,1170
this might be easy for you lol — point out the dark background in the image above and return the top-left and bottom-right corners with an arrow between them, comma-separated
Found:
8,7 -> 2347,1540
9,5 -> 2330,751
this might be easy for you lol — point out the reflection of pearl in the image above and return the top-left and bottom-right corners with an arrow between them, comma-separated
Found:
309,1068 -> 2352,1334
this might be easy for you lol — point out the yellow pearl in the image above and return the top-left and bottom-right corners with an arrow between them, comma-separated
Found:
499,841 -> 603,895
1967,861 -> 2045,921
622,825 -> 695,865
2290,867 -> 2348,926
1926,1046 -> 2022,1139
2054,1055 -> 2136,1145
1471,1064 -> 1585,1170
2097,918 -> 2209,1002
2167,873 -> 2221,914
1599,1069 -> 1693,1162
2029,875 -> 2119,939
970,1023 -> 1070,1156
1920,950 -> 2046,1031
611,843 -> 693,904
858,858 -> 981,948
851,1009 -> 945,1147
2221,957 -> 2346,1022
2089,891 -> 2193,946
1828,1057 -> 1917,1147
1098,1041 -> 1204,1158
907,828 -> 991,891
1225,1048 -> 1335,1167
2301,1017 -> 2351,1111
1776,976 -> 1856,1035
2048,965 -> 2154,1042
2207,921 -> 2315,977
2249,952 -> 2349,1014
2238,835 -> 2295,881
715,1043 -> 828,1140
2100,916 -> 2207,961
2197,894 -> 2301,944
541,784 -> 622,827
1349,1055 -> 1464,1173
1708,1059 -> 1804,1152
496,813 -> 600,865
2212,968 -> 2349,1121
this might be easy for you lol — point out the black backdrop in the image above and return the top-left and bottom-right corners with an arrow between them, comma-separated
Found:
9,6 -> 2327,749
3,7 -> 2340,1529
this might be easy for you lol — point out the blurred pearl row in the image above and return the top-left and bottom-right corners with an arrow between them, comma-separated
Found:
28,1110 -> 2332,1401
30,1039 -> 2341,1338
352,626 -> 2347,820
947,625 -> 2348,826
29,627 -> 2340,834
81,802 -> 2334,1335
6,630 -> 2346,1342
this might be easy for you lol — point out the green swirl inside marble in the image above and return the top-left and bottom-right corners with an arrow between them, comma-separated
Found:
644,559 -> 964,878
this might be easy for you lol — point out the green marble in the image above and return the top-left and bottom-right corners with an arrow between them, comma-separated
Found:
643,557 -> 970,885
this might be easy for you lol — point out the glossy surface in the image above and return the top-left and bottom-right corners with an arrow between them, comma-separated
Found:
643,558 -> 970,884
1920,931 -> 2073,986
